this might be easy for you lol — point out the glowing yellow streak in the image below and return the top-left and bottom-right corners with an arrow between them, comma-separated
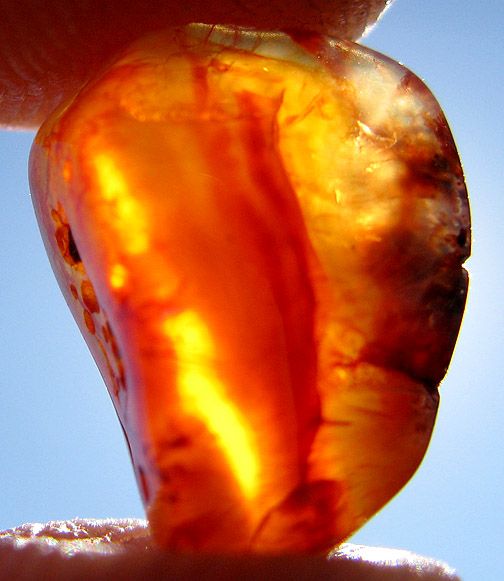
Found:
93,153 -> 148,254
163,311 -> 258,498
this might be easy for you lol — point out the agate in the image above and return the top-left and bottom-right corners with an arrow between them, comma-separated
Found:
29,24 -> 470,553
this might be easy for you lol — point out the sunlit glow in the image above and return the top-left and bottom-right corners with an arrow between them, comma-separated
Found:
63,161 -> 72,182
93,153 -> 149,254
109,263 -> 128,289
163,310 -> 259,498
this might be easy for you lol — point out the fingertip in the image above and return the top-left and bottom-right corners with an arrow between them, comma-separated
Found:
0,0 -> 391,128
0,520 -> 460,581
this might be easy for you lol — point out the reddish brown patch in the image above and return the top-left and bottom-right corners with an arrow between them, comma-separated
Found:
84,309 -> 96,334
81,279 -> 100,313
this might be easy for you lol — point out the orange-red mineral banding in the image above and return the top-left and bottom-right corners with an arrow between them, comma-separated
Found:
29,24 -> 470,553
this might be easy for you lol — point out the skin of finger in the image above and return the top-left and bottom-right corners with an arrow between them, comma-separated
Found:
0,542 -> 460,581
0,520 -> 460,580
0,0 -> 390,128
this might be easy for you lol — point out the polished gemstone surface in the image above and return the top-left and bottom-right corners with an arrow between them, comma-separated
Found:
29,24 -> 470,553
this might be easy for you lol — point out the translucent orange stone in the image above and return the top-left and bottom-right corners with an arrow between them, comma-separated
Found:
29,24 -> 470,553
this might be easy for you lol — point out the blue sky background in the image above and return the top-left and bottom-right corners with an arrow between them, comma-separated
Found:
0,1 -> 502,579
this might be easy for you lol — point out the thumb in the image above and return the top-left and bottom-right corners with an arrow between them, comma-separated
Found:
0,0 -> 390,129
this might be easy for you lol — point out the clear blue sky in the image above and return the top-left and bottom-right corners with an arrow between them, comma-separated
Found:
0,1 -> 502,579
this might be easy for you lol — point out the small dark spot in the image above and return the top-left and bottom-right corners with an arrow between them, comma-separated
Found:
431,153 -> 449,172
456,228 -> 467,248
55,224 -> 82,267
69,284 -> 78,300
68,228 -> 81,263
167,435 -> 191,449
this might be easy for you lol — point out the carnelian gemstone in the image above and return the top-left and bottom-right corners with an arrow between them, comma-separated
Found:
29,24 -> 470,553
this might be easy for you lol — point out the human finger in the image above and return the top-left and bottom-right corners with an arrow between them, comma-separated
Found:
0,0 -> 390,128
0,519 -> 460,581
